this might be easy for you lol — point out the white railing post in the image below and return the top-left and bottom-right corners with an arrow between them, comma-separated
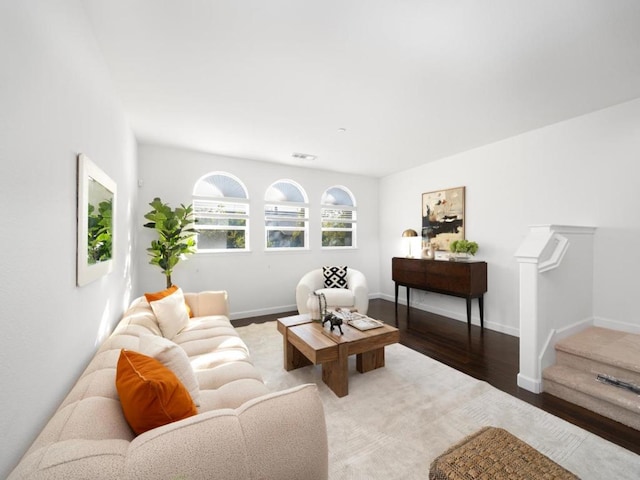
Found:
515,225 -> 596,393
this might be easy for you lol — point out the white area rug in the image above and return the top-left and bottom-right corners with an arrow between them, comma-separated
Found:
236,321 -> 640,479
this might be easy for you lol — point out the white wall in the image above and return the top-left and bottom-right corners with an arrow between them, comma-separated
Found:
137,144 -> 380,318
0,2 -> 138,477
380,98 -> 640,335
1,5 -> 637,476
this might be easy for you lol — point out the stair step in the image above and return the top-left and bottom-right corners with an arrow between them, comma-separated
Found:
556,351 -> 640,386
543,365 -> 640,430
555,327 -> 640,375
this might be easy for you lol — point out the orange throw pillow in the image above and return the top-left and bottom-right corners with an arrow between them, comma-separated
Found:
145,285 -> 193,318
144,285 -> 178,303
116,349 -> 197,435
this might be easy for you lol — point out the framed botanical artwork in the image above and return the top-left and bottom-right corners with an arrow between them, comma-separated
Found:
421,186 -> 465,251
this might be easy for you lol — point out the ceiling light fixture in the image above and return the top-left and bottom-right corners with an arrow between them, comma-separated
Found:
292,152 -> 317,161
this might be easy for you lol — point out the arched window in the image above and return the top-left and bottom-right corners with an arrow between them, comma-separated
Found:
264,180 -> 308,249
321,186 -> 356,248
193,172 -> 249,251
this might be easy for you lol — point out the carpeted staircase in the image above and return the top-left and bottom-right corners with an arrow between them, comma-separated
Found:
543,326 -> 640,430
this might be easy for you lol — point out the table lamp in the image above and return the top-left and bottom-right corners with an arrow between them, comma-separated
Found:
402,229 -> 418,258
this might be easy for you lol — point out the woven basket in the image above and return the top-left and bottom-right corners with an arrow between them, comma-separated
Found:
429,426 -> 579,480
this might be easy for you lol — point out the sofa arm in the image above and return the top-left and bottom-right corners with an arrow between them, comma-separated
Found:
349,270 -> 369,315
123,384 -> 328,480
295,269 -> 322,313
184,291 -> 229,317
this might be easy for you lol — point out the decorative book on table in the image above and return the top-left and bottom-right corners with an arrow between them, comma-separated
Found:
333,310 -> 385,331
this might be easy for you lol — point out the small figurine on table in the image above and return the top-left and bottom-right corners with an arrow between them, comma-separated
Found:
322,312 -> 343,335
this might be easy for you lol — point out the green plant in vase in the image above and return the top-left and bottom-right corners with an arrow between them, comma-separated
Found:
144,197 -> 196,288
449,239 -> 479,260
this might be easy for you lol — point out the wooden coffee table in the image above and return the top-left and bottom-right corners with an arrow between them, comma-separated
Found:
277,313 -> 400,397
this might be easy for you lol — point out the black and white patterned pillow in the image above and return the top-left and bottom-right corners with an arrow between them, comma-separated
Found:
323,266 -> 348,289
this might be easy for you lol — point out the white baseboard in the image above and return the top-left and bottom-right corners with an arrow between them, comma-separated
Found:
380,292 -> 519,336
230,294 -> 385,321
230,304 -> 297,321
517,373 -> 542,393
539,317 -> 594,374
379,293 -> 396,303
593,316 -> 640,334
484,322 -> 519,337
229,293 -> 521,338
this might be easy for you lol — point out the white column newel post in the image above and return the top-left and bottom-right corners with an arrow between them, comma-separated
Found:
517,259 -> 542,392
514,224 -> 596,394
514,227 -> 555,393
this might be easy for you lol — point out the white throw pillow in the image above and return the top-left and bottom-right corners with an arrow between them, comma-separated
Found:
149,287 -> 190,339
139,335 -> 201,407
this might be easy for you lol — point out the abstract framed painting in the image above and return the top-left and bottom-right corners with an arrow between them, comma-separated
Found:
421,186 -> 465,251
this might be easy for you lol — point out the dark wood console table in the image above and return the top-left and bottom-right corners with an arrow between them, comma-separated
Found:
392,257 -> 487,329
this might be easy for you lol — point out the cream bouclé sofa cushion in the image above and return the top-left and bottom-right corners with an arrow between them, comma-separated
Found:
314,287 -> 355,308
124,384 -> 328,480
139,334 -> 201,407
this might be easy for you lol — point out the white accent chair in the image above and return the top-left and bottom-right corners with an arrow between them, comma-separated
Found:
296,268 -> 369,315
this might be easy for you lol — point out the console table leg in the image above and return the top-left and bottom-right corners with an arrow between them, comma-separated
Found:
466,299 -> 472,328
394,282 -> 399,326
478,296 -> 484,330
406,287 -> 411,323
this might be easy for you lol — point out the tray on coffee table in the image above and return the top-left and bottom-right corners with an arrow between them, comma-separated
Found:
333,310 -> 385,331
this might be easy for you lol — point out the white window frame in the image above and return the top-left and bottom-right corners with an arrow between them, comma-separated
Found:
265,180 -> 309,251
321,186 -> 357,249
192,173 -> 250,253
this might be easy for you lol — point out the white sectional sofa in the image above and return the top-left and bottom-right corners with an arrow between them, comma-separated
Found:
9,291 -> 328,479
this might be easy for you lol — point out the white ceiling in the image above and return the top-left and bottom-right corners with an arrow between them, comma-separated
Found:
83,0 -> 640,177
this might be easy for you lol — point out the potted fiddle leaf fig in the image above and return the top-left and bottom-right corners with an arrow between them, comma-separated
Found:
143,197 -> 196,288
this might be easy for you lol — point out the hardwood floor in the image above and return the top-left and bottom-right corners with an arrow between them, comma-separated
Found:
237,298 -> 640,455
